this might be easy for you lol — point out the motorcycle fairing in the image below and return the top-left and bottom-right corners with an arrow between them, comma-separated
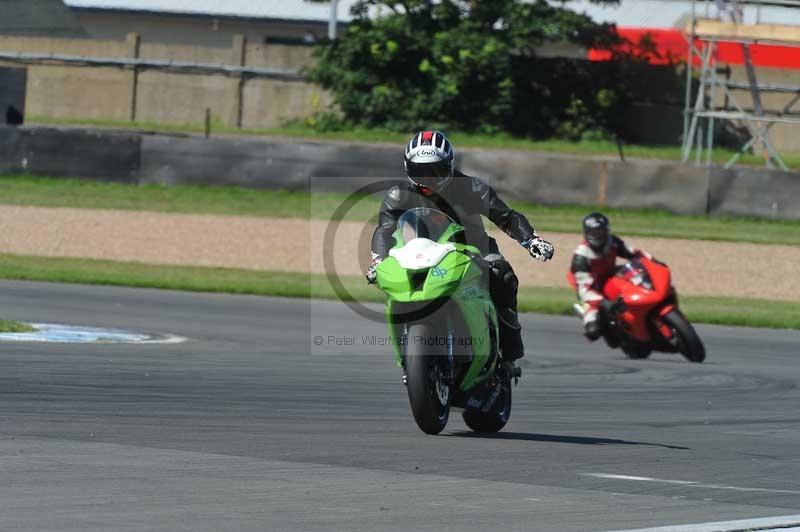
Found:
377,208 -> 500,392
604,258 -> 673,342
377,246 -> 474,302
381,255 -> 497,392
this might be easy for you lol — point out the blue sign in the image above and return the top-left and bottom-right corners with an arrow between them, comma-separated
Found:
431,266 -> 448,278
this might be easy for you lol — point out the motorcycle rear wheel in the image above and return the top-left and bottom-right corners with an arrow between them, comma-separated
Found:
462,369 -> 512,433
405,322 -> 452,435
663,310 -> 706,363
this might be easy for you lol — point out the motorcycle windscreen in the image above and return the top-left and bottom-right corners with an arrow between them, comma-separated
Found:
618,262 -> 654,290
397,207 -> 458,246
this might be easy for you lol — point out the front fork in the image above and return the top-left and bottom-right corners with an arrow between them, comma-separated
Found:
445,320 -> 455,385
400,319 -> 456,387
653,303 -> 678,342
653,288 -> 679,341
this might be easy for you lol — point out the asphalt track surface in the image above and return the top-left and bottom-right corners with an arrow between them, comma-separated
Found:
1,280 -> 799,531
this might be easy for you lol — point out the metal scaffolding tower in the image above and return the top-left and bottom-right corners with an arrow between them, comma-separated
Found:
682,0 -> 800,169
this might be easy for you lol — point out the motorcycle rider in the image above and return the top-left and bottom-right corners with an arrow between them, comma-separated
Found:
570,212 -> 653,341
366,130 -> 555,361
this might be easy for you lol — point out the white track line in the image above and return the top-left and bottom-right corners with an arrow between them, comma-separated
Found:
0,324 -> 187,344
136,334 -> 188,344
604,514 -> 800,532
583,473 -> 800,494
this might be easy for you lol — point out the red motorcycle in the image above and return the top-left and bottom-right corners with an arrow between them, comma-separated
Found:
568,256 -> 706,363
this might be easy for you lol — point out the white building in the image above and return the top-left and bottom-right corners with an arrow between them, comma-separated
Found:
567,0 -> 800,29
62,1 -> 800,51
63,0 -> 363,46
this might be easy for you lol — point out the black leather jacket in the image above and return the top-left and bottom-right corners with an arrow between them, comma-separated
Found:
371,171 -> 536,258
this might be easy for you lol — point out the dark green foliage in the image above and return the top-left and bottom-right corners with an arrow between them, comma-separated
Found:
308,0 -> 679,140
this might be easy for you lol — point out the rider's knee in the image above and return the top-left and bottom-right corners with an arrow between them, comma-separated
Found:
503,268 -> 518,293
487,258 -> 517,306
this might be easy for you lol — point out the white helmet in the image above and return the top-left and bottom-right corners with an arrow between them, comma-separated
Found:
403,130 -> 455,192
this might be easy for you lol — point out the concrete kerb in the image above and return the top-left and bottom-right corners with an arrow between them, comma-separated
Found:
459,148 -> 601,206
2,125 -> 800,220
139,133 -> 401,189
709,165 -> 800,220
2,125 -> 140,182
605,159 -> 709,215
0,125 -> 20,174
460,148 -> 710,214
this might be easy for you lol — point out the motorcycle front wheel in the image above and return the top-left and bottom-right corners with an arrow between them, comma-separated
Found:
622,344 -> 652,360
404,322 -> 452,435
663,310 -> 706,363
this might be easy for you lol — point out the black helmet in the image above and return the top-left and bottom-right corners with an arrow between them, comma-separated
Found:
403,130 -> 454,193
582,212 -> 610,251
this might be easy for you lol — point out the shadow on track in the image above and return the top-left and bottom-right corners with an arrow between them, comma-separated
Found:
448,431 -> 690,450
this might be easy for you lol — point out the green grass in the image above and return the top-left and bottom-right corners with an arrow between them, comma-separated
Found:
2,174 -> 799,245
29,115 -> 800,169
0,320 -> 36,333
0,174 -> 319,217
0,253 -> 797,330
677,296 -> 800,330
507,203 -> 800,245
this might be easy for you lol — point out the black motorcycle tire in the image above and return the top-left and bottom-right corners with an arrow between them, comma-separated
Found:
405,322 -> 451,435
462,370 -> 512,433
663,310 -> 706,363
623,344 -> 652,360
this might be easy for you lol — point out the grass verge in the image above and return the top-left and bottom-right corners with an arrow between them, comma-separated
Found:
0,320 -> 36,333
0,254 -> 797,330
1,175 -> 799,246
28,115 -> 800,169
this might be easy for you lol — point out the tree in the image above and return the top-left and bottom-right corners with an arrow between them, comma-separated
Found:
308,0 -> 636,138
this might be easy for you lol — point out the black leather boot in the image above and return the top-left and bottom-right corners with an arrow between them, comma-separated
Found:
498,307 -> 523,361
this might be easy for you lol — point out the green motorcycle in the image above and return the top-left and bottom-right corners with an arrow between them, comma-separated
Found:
375,207 -> 519,435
